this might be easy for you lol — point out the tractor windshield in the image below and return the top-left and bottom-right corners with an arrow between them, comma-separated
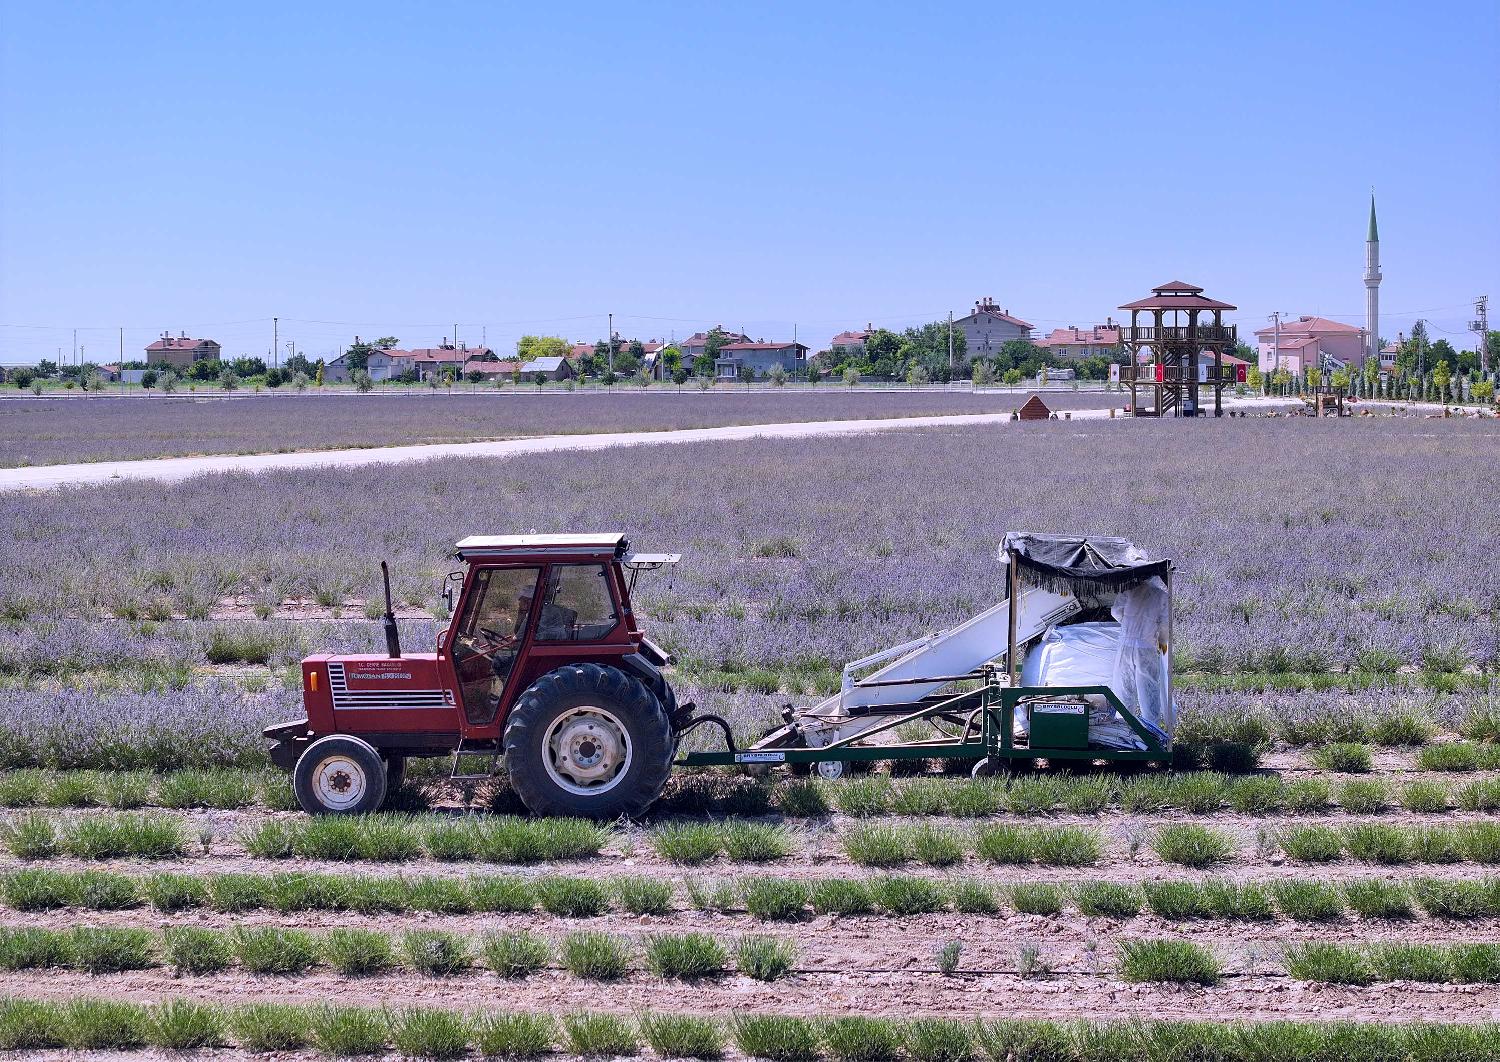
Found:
536,564 -> 619,642
452,566 -> 540,726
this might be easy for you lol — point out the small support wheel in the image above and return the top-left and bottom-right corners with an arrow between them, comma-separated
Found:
294,735 -> 387,815
971,756 -> 1002,779
816,760 -> 847,781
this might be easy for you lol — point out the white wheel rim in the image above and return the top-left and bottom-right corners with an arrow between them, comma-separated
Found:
313,754 -> 367,811
816,760 -> 845,781
543,706 -> 633,797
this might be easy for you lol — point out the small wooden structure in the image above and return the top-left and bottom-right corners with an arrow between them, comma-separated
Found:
1306,385 -> 1349,417
1119,281 -> 1238,417
1016,394 -> 1052,421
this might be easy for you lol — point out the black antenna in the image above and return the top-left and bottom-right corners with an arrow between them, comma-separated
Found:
381,561 -> 402,659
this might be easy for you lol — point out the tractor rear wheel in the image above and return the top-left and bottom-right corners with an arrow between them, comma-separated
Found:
504,663 -> 672,818
294,735 -> 387,815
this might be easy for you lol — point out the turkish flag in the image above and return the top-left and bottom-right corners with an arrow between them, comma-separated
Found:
1236,364 -> 1247,383
1154,363 -> 1165,383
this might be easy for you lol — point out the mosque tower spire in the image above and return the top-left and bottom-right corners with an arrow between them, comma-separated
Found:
1365,192 -> 1381,364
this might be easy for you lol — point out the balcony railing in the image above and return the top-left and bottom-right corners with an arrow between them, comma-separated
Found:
1121,364 -> 1241,386
1124,324 -> 1238,344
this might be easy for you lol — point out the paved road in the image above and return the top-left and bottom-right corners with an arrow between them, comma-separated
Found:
0,398 -> 1298,492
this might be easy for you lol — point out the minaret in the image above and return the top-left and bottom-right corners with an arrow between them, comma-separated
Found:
1364,193 -> 1381,363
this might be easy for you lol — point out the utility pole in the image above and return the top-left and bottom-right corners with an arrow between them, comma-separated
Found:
118,327 -> 123,366
948,311 -> 954,381
793,323 -> 798,383
607,312 -> 614,377
273,318 -> 279,371
1472,296 -> 1490,374
72,329 -> 77,366
1269,312 -> 1281,391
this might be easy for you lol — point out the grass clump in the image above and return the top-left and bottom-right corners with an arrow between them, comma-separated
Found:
1400,779 -> 1450,813
1075,880 -> 1142,918
903,1018 -> 973,1062
1417,741 -> 1487,772
143,871 -> 208,911
1202,880 -> 1274,920
147,998 -> 225,1050
1143,881 -> 1211,920
473,1013 -> 555,1059
641,1013 -> 725,1059
948,877 -> 1001,915
1117,938 -> 1221,984
1270,880 -> 1346,921
1282,942 -> 1373,985
481,930 -> 551,978
652,822 -> 723,864
975,825 -> 1100,866
1010,883 -> 1063,916
535,875 -> 610,917
1457,778 -> 1500,812
645,932 -> 727,980
741,877 -> 809,920
811,877 -> 875,915
1412,877 -> 1500,918
1310,742 -> 1372,772
401,929 -> 472,975
722,821 -> 795,862
560,931 -> 630,980
309,1005 -> 387,1056
733,1015 -> 821,1062
390,1007 -> 471,1060
871,875 -> 947,916
63,813 -> 187,859
1462,822 -> 1500,864
322,927 -> 394,976
1150,824 -> 1234,868
66,926 -> 154,973
0,814 -> 57,859
843,824 -> 911,867
1226,775 -> 1285,814
829,777 -> 892,817
909,825 -> 965,867
563,1012 -> 639,1058
1284,778 -> 1332,813
1337,778 -> 1389,814
737,934 -> 797,980
1341,823 -> 1411,864
162,927 -> 233,974
1369,943 -> 1452,983
469,873 -> 535,913
1343,879 -> 1413,919
59,998 -> 148,1050
232,926 -> 318,974
1279,825 -> 1343,862
823,1016 -> 903,1062
613,875 -> 673,916
228,1003 -> 311,1052
0,867 -> 80,910
0,927 -> 69,970
776,780 -> 830,817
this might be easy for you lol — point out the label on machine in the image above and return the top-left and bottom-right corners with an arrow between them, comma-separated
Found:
735,751 -> 787,763
1031,701 -> 1087,715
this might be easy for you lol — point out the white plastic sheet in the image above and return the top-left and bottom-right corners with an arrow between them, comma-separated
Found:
1110,576 -> 1174,739
1016,615 -> 1172,751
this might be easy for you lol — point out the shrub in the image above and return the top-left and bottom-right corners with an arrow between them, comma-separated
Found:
309,1005 -> 387,1056
1117,938 -> 1221,984
1337,779 -> 1389,813
232,926 -> 317,974
1143,882 -> 1211,920
0,868 -> 80,910
1413,877 -> 1499,918
59,998 -> 148,1050
147,998 -> 225,1050
1075,881 -> 1142,918
67,926 -> 154,973
228,1003 -> 311,1052
1284,778 -> 1332,813
733,1015 -> 821,1062
1343,879 -> 1413,919
144,871 -> 208,912
823,1016 -> 903,1062
1279,825 -> 1343,862
1151,824 -> 1234,868
645,932 -> 727,979
871,875 -> 946,916
829,778 -> 892,817
391,1007 -> 471,1060
1010,883 -> 1063,916
811,877 -> 875,915
843,824 -> 910,867
560,931 -> 630,980
741,877 -> 809,920
0,926 -> 68,970
470,874 -> 535,913
563,1013 -> 639,1058
162,927 -> 233,974
1282,942 -> 1373,985
401,929 -> 471,975
1202,880 -> 1274,920
737,935 -> 797,980
909,826 -> 965,867
480,930 -> 551,979
1,814 -> 56,859
1271,880 -> 1346,921
1310,743 -> 1372,772
641,1013 -> 725,1059
1400,779 -> 1450,813
535,875 -> 609,917
1369,943 -> 1451,983
903,1019 -> 973,1062
613,875 -> 673,916
1462,822 -> 1500,864
1417,742 -> 1486,772
949,878 -> 1002,915
473,1013 -> 556,1059
323,928 -> 394,976
1341,823 -> 1411,864
652,822 -> 722,864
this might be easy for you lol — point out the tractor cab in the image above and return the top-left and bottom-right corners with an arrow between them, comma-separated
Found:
267,534 -> 685,818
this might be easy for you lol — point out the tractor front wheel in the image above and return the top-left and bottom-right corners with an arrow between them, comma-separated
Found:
504,663 -> 673,818
293,735 -> 388,815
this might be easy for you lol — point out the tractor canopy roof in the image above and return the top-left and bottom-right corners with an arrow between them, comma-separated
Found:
1001,532 -> 1170,593
454,533 -> 627,561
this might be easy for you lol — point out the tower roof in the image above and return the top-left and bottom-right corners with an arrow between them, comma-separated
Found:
1368,194 -> 1378,242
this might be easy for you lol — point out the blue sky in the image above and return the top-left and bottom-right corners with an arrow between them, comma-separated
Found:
1,0 -> 1496,364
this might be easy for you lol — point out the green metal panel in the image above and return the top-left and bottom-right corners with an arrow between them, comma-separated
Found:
1027,701 -> 1089,750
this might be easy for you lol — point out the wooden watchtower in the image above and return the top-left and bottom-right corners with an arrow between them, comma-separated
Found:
1119,281 -> 1238,417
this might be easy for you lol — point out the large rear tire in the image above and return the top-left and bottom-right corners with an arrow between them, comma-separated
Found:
294,735 -> 387,815
504,663 -> 673,818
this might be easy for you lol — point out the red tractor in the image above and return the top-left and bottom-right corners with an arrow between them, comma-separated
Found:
265,535 -> 695,818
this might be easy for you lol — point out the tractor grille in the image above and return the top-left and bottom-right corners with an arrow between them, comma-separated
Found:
327,662 -> 450,711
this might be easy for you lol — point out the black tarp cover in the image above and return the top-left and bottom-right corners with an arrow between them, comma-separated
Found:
1002,532 -> 1171,592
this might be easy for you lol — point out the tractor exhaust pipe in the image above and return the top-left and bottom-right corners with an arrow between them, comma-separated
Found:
380,561 -> 402,659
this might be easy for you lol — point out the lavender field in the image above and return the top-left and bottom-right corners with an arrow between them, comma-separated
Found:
1,415 -> 1497,766
0,389 -> 1117,467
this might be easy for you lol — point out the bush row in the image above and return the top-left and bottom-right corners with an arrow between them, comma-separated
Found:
4,866 -> 1499,921
1,994 -> 1494,1060
0,924 -> 795,981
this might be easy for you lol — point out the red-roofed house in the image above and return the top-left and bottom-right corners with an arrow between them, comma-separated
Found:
145,333 -> 221,370
1035,323 -> 1122,360
955,298 -> 1033,356
679,328 -> 751,362
1253,316 -> 1367,375
829,325 -> 875,353
408,342 -> 496,381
